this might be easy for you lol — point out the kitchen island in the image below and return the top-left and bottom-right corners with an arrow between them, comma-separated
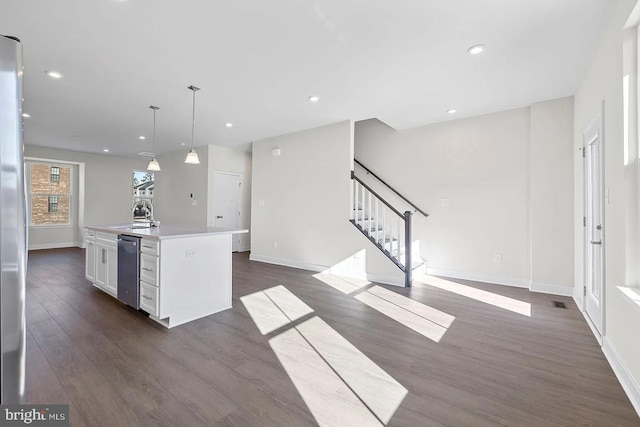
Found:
84,224 -> 248,328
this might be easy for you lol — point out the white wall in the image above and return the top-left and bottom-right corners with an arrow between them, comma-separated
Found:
530,97 -> 575,291
207,145 -> 252,251
24,145 -> 147,248
356,109 -> 532,287
355,99 -> 574,293
153,146 -> 209,227
251,121 -> 404,285
573,0 -> 640,413
624,25 -> 640,289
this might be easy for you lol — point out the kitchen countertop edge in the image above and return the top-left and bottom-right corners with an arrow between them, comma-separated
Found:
86,224 -> 249,241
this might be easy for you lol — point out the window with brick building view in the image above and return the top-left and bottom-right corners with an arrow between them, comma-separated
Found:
29,163 -> 71,225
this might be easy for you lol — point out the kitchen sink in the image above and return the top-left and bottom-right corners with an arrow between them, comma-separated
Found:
116,224 -> 151,230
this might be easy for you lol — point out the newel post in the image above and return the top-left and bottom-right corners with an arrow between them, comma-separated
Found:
404,210 -> 413,287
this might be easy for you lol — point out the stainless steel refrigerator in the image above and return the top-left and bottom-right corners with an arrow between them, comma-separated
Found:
0,34 -> 26,404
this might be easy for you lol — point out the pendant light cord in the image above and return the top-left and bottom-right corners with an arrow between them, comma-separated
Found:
149,105 -> 159,158
153,108 -> 157,156
191,89 -> 196,150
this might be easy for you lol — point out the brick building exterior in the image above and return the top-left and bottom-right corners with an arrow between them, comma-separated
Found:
30,164 -> 70,225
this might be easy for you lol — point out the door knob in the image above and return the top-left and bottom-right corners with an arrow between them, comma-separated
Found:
216,216 -> 223,219
596,225 -> 602,230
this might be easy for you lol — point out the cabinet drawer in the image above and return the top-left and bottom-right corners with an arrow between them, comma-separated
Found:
96,232 -> 117,245
140,239 -> 159,256
85,229 -> 96,239
140,253 -> 159,285
140,281 -> 159,316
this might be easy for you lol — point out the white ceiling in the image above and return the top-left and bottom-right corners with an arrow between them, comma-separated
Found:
2,0 -> 612,157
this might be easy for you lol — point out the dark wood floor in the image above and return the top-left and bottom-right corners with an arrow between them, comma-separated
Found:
25,248 -> 639,426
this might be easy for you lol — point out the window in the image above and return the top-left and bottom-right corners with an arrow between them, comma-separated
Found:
132,170 -> 154,222
48,196 -> 58,213
50,166 -> 60,182
29,163 -> 71,225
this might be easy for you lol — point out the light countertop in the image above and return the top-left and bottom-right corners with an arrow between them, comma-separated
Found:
86,224 -> 248,240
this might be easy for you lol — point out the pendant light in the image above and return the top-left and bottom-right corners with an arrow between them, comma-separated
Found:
147,105 -> 161,171
184,85 -> 201,164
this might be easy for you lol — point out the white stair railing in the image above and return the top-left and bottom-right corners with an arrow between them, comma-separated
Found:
350,171 -> 413,287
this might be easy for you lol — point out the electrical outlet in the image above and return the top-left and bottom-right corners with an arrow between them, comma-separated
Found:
192,199 -> 198,206
440,198 -> 449,207
186,249 -> 196,258
493,254 -> 502,263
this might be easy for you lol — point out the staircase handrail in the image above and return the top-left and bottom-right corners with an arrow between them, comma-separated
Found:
351,171 -> 404,218
354,159 -> 429,217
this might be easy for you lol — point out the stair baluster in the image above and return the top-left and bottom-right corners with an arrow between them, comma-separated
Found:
349,171 -> 421,287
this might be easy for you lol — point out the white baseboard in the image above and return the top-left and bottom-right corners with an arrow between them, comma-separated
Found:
573,286 -> 584,308
249,254 -> 327,273
529,281 -> 574,297
249,254 -> 404,287
237,245 -> 251,253
425,267 -> 530,289
29,241 -> 80,251
578,302 -> 603,345
602,337 -> 640,418
571,286 -> 603,345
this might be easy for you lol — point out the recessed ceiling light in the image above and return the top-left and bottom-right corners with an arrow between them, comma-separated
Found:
138,136 -> 146,140
225,122 -> 233,128
22,113 -> 30,118
467,44 -> 486,55
45,70 -> 63,79
447,109 -> 456,114
308,95 -> 319,103
103,149 -> 110,153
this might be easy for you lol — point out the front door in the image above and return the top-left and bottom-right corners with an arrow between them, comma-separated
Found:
214,171 -> 241,252
584,109 -> 604,335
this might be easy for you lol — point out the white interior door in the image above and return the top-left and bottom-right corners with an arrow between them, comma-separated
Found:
584,111 -> 604,335
214,172 -> 241,252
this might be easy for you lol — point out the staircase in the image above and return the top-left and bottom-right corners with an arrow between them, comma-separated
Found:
349,169 -> 426,287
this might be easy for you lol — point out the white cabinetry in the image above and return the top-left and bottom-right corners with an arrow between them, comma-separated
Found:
84,230 -> 96,282
84,225 -> 241,328
140,238 -> 160,316
94,232 -> 118,297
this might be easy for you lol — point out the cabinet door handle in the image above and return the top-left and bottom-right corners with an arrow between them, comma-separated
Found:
143,245 -> 153,249
102,248 -> 107,263
142,267 -> 153,272
142,295 -> 152,300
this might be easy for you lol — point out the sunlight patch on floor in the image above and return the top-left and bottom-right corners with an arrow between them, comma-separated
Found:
314,272 -> 456,342
269,326 -> 383,426
414,274 -> 531,317
240,285 -> 314,335
295,316 -> 408,424
243,285 -> 407,425
367,285 -> 455,328
355,290 -> 449,342
313,272 -> 371,294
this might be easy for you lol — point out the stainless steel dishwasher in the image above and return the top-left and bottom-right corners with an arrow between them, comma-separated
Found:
117,234 -> 141,309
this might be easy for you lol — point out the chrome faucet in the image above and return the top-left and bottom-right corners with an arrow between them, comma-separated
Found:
132,200 -> 155,227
